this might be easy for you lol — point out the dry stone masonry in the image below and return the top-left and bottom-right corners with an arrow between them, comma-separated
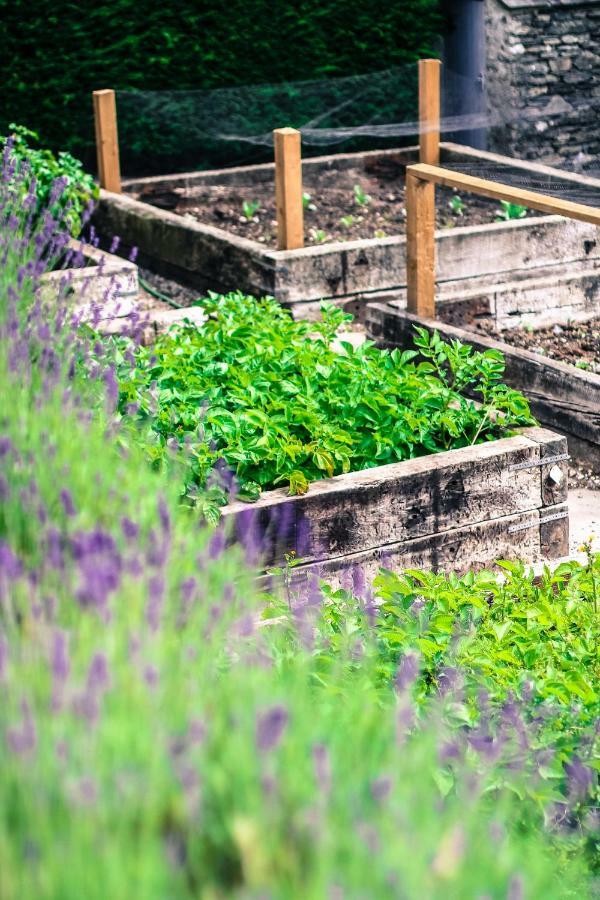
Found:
486,0 -> 600,165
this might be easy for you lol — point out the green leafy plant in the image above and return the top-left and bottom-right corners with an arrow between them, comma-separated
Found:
374,229 -> 387,238
496,200 -> 528,221
449,194 -> 465,216
353,183 -> 371,206
340,214 -> 355,228
0,123 -> 98,236
302,191 -> 316,211
109,295 -> 534,519
242,198 -> 260,220
310,228 -> 328,243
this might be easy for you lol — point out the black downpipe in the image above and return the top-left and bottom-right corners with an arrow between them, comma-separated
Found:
442,0 -> 487,150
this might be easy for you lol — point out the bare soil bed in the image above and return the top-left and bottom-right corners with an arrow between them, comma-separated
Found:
481,319 -> 600,376
138,165 -> 530,247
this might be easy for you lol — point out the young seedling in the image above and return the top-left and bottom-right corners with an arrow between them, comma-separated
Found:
340,215 -> 355,228
310,228 -> 328,243
242,199 -> 260,220
303,192 -> 317,211
374,229 -> 387,239
449,195 -> 465,216
496,200 -> 527,222
353,183 -> 371,207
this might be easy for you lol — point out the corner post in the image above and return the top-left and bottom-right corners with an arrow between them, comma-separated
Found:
273,128 -> 304,250
93,89 -> 122,193
419,58 -> 441,165
406,168 -> 436,318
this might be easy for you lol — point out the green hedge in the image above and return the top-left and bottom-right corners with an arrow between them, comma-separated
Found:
0,0 -> 441,175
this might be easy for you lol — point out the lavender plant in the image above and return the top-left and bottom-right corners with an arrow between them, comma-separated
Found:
0,134 -> 596,899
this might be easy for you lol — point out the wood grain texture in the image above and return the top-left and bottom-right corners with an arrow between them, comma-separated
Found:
419,59 -> 441,165
406,171 -> 435,317
221,428 -> 567,568
409,163 -> 600,227
274,128 -> 304,251
93,90 -> 121,194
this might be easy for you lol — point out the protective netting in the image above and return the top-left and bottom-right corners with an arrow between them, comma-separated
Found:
115,62 -> 599,178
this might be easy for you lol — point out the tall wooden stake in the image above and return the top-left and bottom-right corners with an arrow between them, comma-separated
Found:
93,89 -> 122,193
274,128 -> 304,250
406,169 -> 436,318
419,59 -> 441,165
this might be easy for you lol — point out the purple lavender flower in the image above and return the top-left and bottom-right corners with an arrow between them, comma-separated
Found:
312,743 -> 332,795
86,652 -> 110,694
565,755 -> 595,803
394,651 -> 420,693
7,700 -> 37,755
51,629 -> 70,682
0,541 -> 23,580
145,575 -> 165,631
370,775 -> 393,804
59,488 -> 76,517
256,704 -> 289,752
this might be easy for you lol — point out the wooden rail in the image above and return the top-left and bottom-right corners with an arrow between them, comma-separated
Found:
406,162 -> 600,317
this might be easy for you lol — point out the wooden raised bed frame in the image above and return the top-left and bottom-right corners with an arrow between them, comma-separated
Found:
94,142 -> 600,322
221,426 -> 568,580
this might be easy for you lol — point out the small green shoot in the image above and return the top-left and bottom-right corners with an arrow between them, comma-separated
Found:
449,195 -> 465,216
496,200 -> 527,221
353,183 -> 371,207
302,192 -> 316,211
242,199 -> 260,220
340,215 -> 355,228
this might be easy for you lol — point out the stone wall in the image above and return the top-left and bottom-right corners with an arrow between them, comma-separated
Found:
485,0 -> 600,166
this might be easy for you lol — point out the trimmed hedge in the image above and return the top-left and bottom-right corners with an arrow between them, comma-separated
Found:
0,0 -> 441,175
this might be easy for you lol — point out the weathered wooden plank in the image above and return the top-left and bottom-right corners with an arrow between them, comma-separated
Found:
221,428 -> 566,567
365,302 -> 600,464
277,506 -> 554,588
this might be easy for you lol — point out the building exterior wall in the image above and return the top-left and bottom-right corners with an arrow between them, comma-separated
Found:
485,0 -> 600,165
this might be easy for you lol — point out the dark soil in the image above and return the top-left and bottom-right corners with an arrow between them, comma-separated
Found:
137,165 -> 533,248
483,319 -> 600,375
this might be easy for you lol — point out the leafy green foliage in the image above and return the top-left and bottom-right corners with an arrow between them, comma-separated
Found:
0,124 -> 98,236
496,200 -> 528,222
111,293 -> 534,517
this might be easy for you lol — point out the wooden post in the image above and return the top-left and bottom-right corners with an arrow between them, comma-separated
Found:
406,169 -> 436,318
274,128 -> 304,250
419,59 -> 441,165
93,89 -> 122,193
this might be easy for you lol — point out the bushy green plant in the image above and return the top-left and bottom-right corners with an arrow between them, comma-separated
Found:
0,124 -> 98,236
110,294 -> 533,519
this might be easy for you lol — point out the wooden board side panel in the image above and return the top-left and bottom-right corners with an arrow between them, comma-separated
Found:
221,431 -> 551,566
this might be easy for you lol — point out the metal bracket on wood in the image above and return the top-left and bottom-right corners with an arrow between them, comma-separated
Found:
508,510 -> 569,534
509,453 -> 570,472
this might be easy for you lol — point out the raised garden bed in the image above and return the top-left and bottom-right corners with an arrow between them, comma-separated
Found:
221,426 -> 569,580
41,239 -> 139,328
366,303 -> 600,470
95,142 -> 600,319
